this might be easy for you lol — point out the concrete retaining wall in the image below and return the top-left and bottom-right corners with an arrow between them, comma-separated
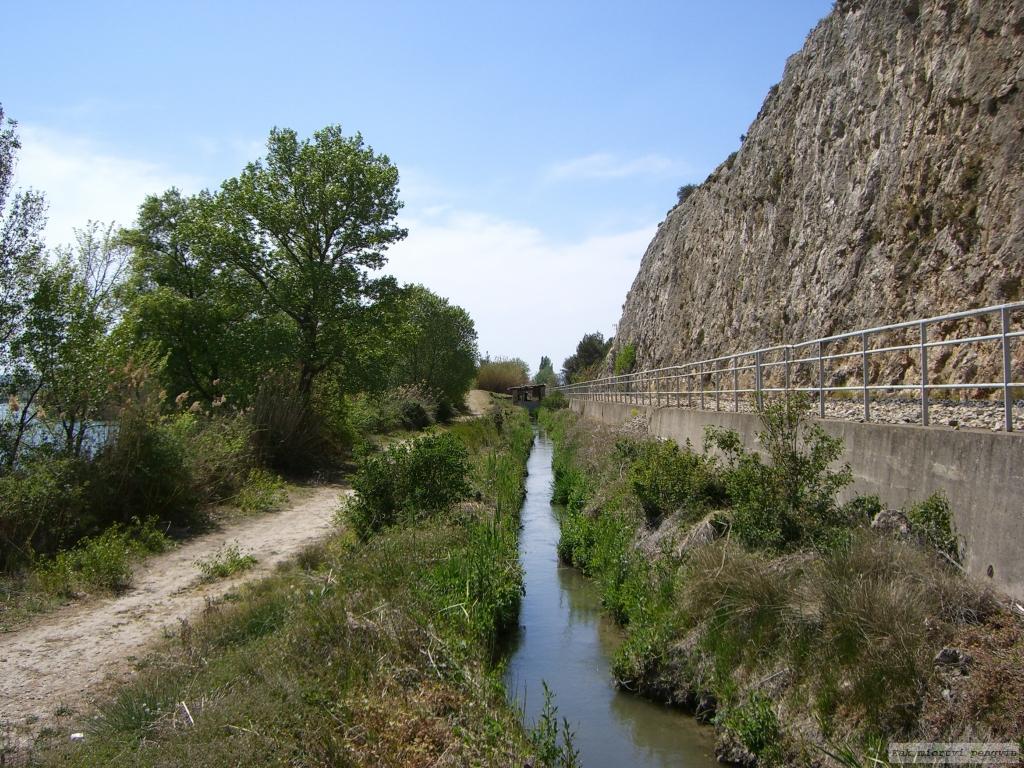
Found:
569,399 -> 1024,601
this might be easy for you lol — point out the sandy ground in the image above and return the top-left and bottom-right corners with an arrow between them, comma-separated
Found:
0,485 -> 349,740
465,388 -> 495,417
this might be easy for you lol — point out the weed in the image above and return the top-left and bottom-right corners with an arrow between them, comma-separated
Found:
905,492 -> 959,562
528,683 -> 581,768
234,468 -> 287,515
194,542 -> 257,581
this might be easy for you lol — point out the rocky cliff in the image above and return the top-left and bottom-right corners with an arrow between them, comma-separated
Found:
613,0 -> 1024,387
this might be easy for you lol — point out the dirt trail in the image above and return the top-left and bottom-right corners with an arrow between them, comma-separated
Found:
465,388 -> 495,417
0,485 -> 349,735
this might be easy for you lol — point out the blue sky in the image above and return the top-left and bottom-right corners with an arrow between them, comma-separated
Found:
3,0 -> 831,371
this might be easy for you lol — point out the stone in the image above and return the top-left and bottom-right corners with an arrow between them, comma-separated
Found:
871,509 -> 912,538
609,0 -> 1024,393
934,647 -> 974,668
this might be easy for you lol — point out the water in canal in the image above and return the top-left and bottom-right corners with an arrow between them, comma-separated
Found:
505,429 -> 719,768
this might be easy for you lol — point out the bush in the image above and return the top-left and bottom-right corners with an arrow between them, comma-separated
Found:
170,411 -> 256,504
706,397 -> 853,551
251,377 -> 331,474
0,453 -> 87,570
195,541 -> 258,581
94,404 -> 199,529
235,468 -> 287,515
906,492 -> 959,561
613,343 -> 637,375
540,390 -> 568,411
627,438 -> 723,525
35,517 -> 170,596
346,385 -> 437,437
347,432 -> 472,539
475,358 -> 529,393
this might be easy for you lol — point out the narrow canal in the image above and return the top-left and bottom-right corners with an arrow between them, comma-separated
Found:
505,429 -> 719,767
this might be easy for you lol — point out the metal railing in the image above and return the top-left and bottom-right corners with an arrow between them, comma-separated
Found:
557,301 -> 1024,432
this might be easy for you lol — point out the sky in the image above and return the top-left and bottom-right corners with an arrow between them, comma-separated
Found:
2,0 -> 831,373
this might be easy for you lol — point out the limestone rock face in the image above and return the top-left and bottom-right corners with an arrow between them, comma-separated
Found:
613,0 -> 1024,386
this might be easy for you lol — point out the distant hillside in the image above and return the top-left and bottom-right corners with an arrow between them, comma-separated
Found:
612,0 -> 1023,386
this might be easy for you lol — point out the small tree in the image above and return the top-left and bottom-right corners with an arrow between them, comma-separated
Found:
389,284 -> 478,408
533,355 -> 558,387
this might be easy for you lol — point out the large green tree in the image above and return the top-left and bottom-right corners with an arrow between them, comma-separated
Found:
533,355 -> 558,387
390,284 -> 478,407
121,189 -> 292,406
193,126 -> 407,400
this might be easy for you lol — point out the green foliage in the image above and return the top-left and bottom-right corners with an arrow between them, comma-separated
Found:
389,284 -> 478,409
347,432 -> 472,539
346,385 -> 439,437
627,438 -> 722,524
720,692 -> 783,765
168,410 -> 257,504
539,390 -> 568,411
0,453 -> 86,570
676,184 -> 697,204
613,342 -> 636,375
40,413 -> 535,767
528,683 -> 581,768
906,492 -> 958,561
475,357 -> 529,392
35,517 -> 170,596
191,125 -> 407,401
234,468 -> 287,515
533,355 -> 559,387
94,402 -> 199,529
194,542 -> 258,581
706,397 -> 854,551
561,331 -> 612,383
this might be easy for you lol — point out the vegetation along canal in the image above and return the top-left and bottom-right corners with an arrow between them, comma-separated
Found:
505,429 -> 718,768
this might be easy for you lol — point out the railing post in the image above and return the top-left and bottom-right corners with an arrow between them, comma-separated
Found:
715,369 -> 721,411
1002,306 -> 1013,432
699,365 -> 705,410
861,331 -> 870,422
733,357 -> 739,412
920,321 -> 929,427
784,345 -> 791,399
687,373 -> 692,408
817,340 -> 825,418
755,350 -> 763,411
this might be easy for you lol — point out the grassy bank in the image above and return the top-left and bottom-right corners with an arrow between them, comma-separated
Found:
34,407 -> 546,767
539,403 -> 1023,766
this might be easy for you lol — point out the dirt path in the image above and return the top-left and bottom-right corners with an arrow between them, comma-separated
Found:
0,485 -> 349,737
466,388 -> 495,417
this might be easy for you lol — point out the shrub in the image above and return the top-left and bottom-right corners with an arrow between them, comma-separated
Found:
235,468 -> 287,515
628,438 -> 723,525
195,542 -> 258,581
170,411 -> 256,504
613,343 -> 637,375
251,376 -> 331,474
720,692 -> 783,766
35,517 -> 170,596
0,453 -> 86,570
540,390 -> 568,411
475,358 -> 529,393
906,492 -> 959,561
706,397 -> 853,551
346,385 -> 437,436
94,404 -> 199,529
347,432 -> 471,539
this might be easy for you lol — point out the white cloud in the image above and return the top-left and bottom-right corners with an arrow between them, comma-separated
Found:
544,151 -> 677,182
13,126 -> 205,248
384,209 -> 654,372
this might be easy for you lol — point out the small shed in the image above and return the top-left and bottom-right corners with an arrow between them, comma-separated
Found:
508,384 -> 547,411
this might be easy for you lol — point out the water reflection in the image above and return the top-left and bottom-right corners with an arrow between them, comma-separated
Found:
505,430 -> 718,768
